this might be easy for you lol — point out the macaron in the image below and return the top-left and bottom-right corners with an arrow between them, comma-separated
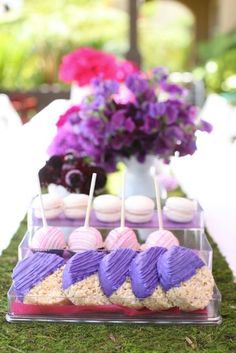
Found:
163,197 -> 197,223
125,195 -> 155,223
63,193 -> 89,219
32,194 -> 63,219
93,194 -> 121,222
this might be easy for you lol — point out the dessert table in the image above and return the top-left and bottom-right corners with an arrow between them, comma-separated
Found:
1,94 -> 236,279
0,221 -> 235,353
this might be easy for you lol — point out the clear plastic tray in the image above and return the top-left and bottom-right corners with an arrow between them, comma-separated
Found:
28,202 -> 204,230
6,285 -> 222,325
18,228 -> 213,270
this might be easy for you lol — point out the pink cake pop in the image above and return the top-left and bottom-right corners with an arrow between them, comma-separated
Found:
104,173 -> 140,251
30,175 -> 66,251
142,176 -> 179,250
68,173 -> 103,252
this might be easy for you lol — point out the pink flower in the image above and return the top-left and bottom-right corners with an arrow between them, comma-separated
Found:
59,47 -> 117,86
59,47 -> 139,86
115,59 -> 139,82
56,105 -> 80,128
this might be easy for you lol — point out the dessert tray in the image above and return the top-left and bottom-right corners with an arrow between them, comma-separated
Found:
6,285 -> 221,325
6,189 -> 222,325
6,226 -> 221,325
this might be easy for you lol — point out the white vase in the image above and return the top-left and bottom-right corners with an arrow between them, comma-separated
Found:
70,83 -> 91,103
123,155 -> 167,199
48,184 -> 70,198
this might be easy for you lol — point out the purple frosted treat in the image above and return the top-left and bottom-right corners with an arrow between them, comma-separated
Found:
158,246 -> 214,311
99,248 -> 143,308
63,251 -> 110,305
130,247 -> 172,311
12,252 -> 67,305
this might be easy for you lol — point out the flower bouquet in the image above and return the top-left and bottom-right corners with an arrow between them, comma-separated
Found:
49,66 -> 212,173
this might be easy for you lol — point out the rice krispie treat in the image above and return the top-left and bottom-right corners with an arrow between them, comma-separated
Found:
99,248 -> 143,308
158,246 -> 214,311
130,246 -> 172,311
12,252 -> 68,305
63,251 -> 110,305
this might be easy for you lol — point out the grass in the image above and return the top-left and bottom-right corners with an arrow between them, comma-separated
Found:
0,221 -> 236,353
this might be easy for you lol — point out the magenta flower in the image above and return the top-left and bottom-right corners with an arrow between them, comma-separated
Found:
59,47 -> 138,86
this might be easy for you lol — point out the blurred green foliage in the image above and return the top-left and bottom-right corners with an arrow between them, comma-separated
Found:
0,0 -> 193,91
198,31 -> 236,93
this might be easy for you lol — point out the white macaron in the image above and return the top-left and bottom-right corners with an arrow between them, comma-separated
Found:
32,194 -> 63,219
125,195 -> 155,223
63,193 -> 89,219
163,197 -> 197,223
93,194 -> 121,222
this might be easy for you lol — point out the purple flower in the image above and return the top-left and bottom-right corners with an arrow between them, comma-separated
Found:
152,67 -> 168,83
160,82 -> 187,96
110,110 -> 126,131
48,65 -> 212,171
199,119 -> 213,133
146,102 -> 166,118
91,77 -> 119,98
124,117 -> 135,132
126,73 -> 149,96
165,101 -> 179,124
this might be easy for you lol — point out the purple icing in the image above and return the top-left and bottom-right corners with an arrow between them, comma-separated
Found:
158,246 -> 205,291
62,251 -> 105,290
130,247 -> 167,299
12,252 -> 65,299
98,248 -> 136,297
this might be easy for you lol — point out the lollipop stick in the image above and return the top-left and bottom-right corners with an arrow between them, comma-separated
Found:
120,171 -> 126,229
153,175 -> 163,230
37,173 -> 47,229
84,173 -> 97,229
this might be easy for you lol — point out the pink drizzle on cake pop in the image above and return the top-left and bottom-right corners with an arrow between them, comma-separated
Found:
31,227 -> 66,250
68,227 -> 103,252
142,229 -> 179,250
105,227 -> 140,251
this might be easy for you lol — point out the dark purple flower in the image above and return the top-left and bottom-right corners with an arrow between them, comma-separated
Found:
64,169 -> 84,189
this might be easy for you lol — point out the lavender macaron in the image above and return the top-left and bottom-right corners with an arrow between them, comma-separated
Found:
99,248 -> 143,308
12,252 -> 68,305
130,247 -> 172,311
63,251 -> 110,305
158,246 -> 214,311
